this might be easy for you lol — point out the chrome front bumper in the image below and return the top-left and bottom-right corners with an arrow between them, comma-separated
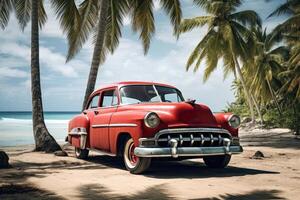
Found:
135,127 -> 243,158
134,145 -> 243,158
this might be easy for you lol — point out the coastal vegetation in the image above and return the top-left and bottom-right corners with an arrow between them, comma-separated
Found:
178,0 -> 300,134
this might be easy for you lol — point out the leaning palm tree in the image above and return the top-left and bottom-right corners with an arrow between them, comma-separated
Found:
177,0 -> 261,123
0,0 -> 61,152
52,0 -> 182,110
29,0 -> 62,152
244,26 -> 289,114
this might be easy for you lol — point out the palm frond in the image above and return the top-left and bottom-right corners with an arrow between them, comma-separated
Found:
105,0 -> 129,53
0,0 -> 12,30
269,46 -> 290,60
203,33 -> 220,81
178,16 -> 213,34
193,0 -> 242,14
65,0 -> 99,61
274,14 -> 300,34
186,28 -> 214,71
38,0 -> 47,28
160,0 -> 182,33
268,0 -> 297,18
130,0 -> 155,54
13,0 -> 31,31
229,10 -> 261,27
51,0 -> 81,61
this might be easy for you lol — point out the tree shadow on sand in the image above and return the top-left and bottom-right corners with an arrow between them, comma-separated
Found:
0,159 -> 109,184
0,184 -> 65,200
77,183 -> 173,200
191,189 -> 285,200
77,183 -> 285,200
241,132 -> 300,149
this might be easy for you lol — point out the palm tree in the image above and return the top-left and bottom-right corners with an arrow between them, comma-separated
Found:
30,0 -> 62,152
0,0 -> 61,152
269,0 -> 300,100
279,46 -> 300,99
244,26 -> 289,114
177,0 -> 261,123
52,0 -> 182,110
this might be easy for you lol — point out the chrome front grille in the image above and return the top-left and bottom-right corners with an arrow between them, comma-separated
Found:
155,128 -> 231,147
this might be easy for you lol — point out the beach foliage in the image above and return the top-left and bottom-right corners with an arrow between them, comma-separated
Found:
179,0 -> 299,133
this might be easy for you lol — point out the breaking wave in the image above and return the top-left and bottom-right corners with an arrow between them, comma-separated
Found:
0,117 -> 69,124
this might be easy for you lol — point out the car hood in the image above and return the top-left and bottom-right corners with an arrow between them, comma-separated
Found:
118,102 -> 219,128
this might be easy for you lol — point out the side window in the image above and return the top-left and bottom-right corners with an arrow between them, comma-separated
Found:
112,90 -> 118,106
88,94 -> 100,109
101,90 -> 118,107
164,93 -> 180,102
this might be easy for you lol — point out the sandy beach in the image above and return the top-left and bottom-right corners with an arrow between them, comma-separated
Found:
0,128 -> 299,200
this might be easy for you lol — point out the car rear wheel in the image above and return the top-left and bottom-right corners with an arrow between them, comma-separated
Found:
203,155 -> 231,168
123,138 -> 151,174
75,147 -> 89,159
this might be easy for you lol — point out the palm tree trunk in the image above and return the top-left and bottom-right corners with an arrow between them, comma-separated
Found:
31,0 -> 61,152
293,103 -> 300,135
266,78 -> 282,115
233,56 -> 256,123
82,0 -> 109,111
250,93 -> 264,124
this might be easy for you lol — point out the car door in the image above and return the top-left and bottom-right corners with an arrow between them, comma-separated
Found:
90,88 -> 118,151
84,92 -> 101,148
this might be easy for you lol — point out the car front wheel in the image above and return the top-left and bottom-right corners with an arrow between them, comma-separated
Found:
123,138 -> 151,174
75,147 -> 89,159
203,155 -> 231,168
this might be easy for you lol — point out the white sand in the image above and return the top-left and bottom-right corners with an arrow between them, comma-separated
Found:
1,128 -> 300,199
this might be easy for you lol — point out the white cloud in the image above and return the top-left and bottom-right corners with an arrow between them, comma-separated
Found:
39,47 -> 79,77
0,42 -> 82,77
0,67 -> 28,78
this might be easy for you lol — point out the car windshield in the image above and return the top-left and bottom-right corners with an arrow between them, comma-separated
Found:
119,85 -> 184,105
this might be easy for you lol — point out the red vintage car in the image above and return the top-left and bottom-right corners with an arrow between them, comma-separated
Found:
68,81 -> 242,174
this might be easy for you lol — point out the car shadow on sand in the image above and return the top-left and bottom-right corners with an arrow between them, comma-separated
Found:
85,155 -> 279,179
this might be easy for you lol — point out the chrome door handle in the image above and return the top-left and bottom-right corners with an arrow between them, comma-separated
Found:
94,110 -> 99,115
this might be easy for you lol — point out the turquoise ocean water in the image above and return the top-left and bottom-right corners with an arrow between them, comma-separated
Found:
0,112 -> 79,147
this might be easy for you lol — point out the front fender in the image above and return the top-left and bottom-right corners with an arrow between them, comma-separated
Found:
214,113 -> 238,137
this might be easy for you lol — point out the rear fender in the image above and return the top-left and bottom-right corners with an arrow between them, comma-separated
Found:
68,114 -> 90,148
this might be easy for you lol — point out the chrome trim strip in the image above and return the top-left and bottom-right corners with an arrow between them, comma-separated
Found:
92,124 -> 109,128
110,123 -> 137,127
92,123 -> 137,128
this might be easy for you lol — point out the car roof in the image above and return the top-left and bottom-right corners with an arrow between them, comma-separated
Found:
91,81 -> 177,95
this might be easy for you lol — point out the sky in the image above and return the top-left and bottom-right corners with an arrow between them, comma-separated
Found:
0,0 -> 287,112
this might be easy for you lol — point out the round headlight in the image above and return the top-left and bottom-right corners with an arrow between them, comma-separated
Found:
144,112 -> 160,128
228,115 -> 240,128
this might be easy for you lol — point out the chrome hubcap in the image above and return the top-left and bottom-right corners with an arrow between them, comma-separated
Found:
124,138 -> 139,168
128,142 -> 138,165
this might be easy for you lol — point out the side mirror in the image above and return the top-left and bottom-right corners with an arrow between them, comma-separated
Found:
185,98 -> 196,105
